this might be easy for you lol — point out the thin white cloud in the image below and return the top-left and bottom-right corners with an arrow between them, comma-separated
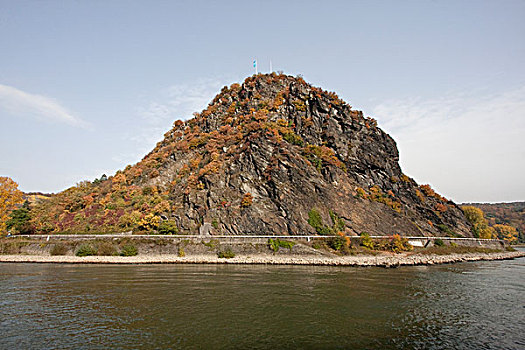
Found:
138,77 -> 232,125
115,77 -> 235,166
0,83 -> 88,128
368,86 -> 525,203
133,78 -> 233,149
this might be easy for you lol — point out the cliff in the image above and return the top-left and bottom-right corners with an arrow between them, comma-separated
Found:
30,73 -> 473,237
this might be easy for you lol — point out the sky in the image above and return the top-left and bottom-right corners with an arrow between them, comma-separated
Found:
1,0 -> 524,203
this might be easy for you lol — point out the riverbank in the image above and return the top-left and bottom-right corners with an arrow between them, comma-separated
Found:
0,250 -> 523,267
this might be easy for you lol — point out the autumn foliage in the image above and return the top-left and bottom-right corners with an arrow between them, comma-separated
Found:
492,224 -> 518,243
461,206 -> 494,239
0,177 -> 24,235
16,73 -> 474,237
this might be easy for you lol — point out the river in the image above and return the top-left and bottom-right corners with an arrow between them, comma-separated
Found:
1,252 -> 523,349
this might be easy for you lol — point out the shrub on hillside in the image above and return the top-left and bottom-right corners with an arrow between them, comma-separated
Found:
434,238 -> 445,247
50,243 -> 68,256
158,220 -> 179,235
76,244 -> 97,257
217,249 -> 235,258
240,193 -> 253,208
360,233 -> 374,249
97,241 -> 117,256
120,244 -> 138,256
268,238 -> 295,252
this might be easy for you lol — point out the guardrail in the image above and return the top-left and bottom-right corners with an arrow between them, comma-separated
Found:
8,234 -> 504,243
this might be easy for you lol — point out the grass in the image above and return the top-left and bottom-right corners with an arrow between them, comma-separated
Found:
178,247 -> 185,257
97,241 -> 118,256
268,238 -> 295,252
217,249 -> 235,258
203,239 -> 219,249
0,240 -> 26,254
307,236 -> 508,257
75,244 -> 97,257
120,244 -> 138,256
433,238 -> 445,247
50,243 -> 68,256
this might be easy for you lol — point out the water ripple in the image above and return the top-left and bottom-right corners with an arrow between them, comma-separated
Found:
0,257 -> 523,349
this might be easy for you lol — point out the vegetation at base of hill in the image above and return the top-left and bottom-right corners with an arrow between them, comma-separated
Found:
0,239 -> 28,254
434,238 -> 445,247
217,249 -> 235,258
359,233 -> 375,250
75,244 -> 97,257
311,233 -> 413,255
0,236 -> 513,260
466,202 -> 524,243
50,243 -> 69,256
358,233 -> 413,253
268,238 -> 295,252
120,244 -> 138,256
311,235 -> 509,256
327,232 -> 352,254
72,241 -> 137,257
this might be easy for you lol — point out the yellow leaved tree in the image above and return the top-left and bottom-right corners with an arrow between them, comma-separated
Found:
461,206 -> 495,239
0,176 -> 24,235
492,224 -> 519,243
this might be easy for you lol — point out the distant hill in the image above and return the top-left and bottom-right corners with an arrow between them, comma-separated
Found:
464,202 -> 525,242
23,192 -> 52,205
27,73 -> 473,237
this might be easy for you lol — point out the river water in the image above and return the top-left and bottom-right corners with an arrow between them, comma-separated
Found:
1,253 -> 524,349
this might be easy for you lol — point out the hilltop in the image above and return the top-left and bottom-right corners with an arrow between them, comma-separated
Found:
28,73 -> 473,237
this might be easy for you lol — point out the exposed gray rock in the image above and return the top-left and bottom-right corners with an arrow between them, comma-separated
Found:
133,74 -> 472,237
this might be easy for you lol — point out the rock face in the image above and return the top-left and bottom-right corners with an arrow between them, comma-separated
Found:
132,74 -> 471,237
33,73 -> 473,237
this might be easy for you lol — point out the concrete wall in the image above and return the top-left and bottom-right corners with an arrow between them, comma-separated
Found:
7,234 -> 507,251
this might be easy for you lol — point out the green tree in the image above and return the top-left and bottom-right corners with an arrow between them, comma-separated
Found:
158,220 -> 178,234
6,201 -> 33,234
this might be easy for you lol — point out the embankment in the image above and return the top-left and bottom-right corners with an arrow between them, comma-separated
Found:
0,235 -> 522,267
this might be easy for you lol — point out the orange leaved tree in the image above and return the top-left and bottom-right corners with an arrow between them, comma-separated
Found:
0,176 -> 24,235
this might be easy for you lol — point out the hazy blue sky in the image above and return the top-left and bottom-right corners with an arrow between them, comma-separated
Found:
1,0 -> 524,203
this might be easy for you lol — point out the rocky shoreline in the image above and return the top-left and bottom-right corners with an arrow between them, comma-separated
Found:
0,251 -> 523,267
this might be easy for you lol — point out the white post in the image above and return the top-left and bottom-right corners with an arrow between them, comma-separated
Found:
270,60 -> 272,73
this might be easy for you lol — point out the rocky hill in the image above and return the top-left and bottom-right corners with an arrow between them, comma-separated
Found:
29,73 -> 473,237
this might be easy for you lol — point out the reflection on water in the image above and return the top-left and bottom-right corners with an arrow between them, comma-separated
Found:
1,254 -> 524,349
